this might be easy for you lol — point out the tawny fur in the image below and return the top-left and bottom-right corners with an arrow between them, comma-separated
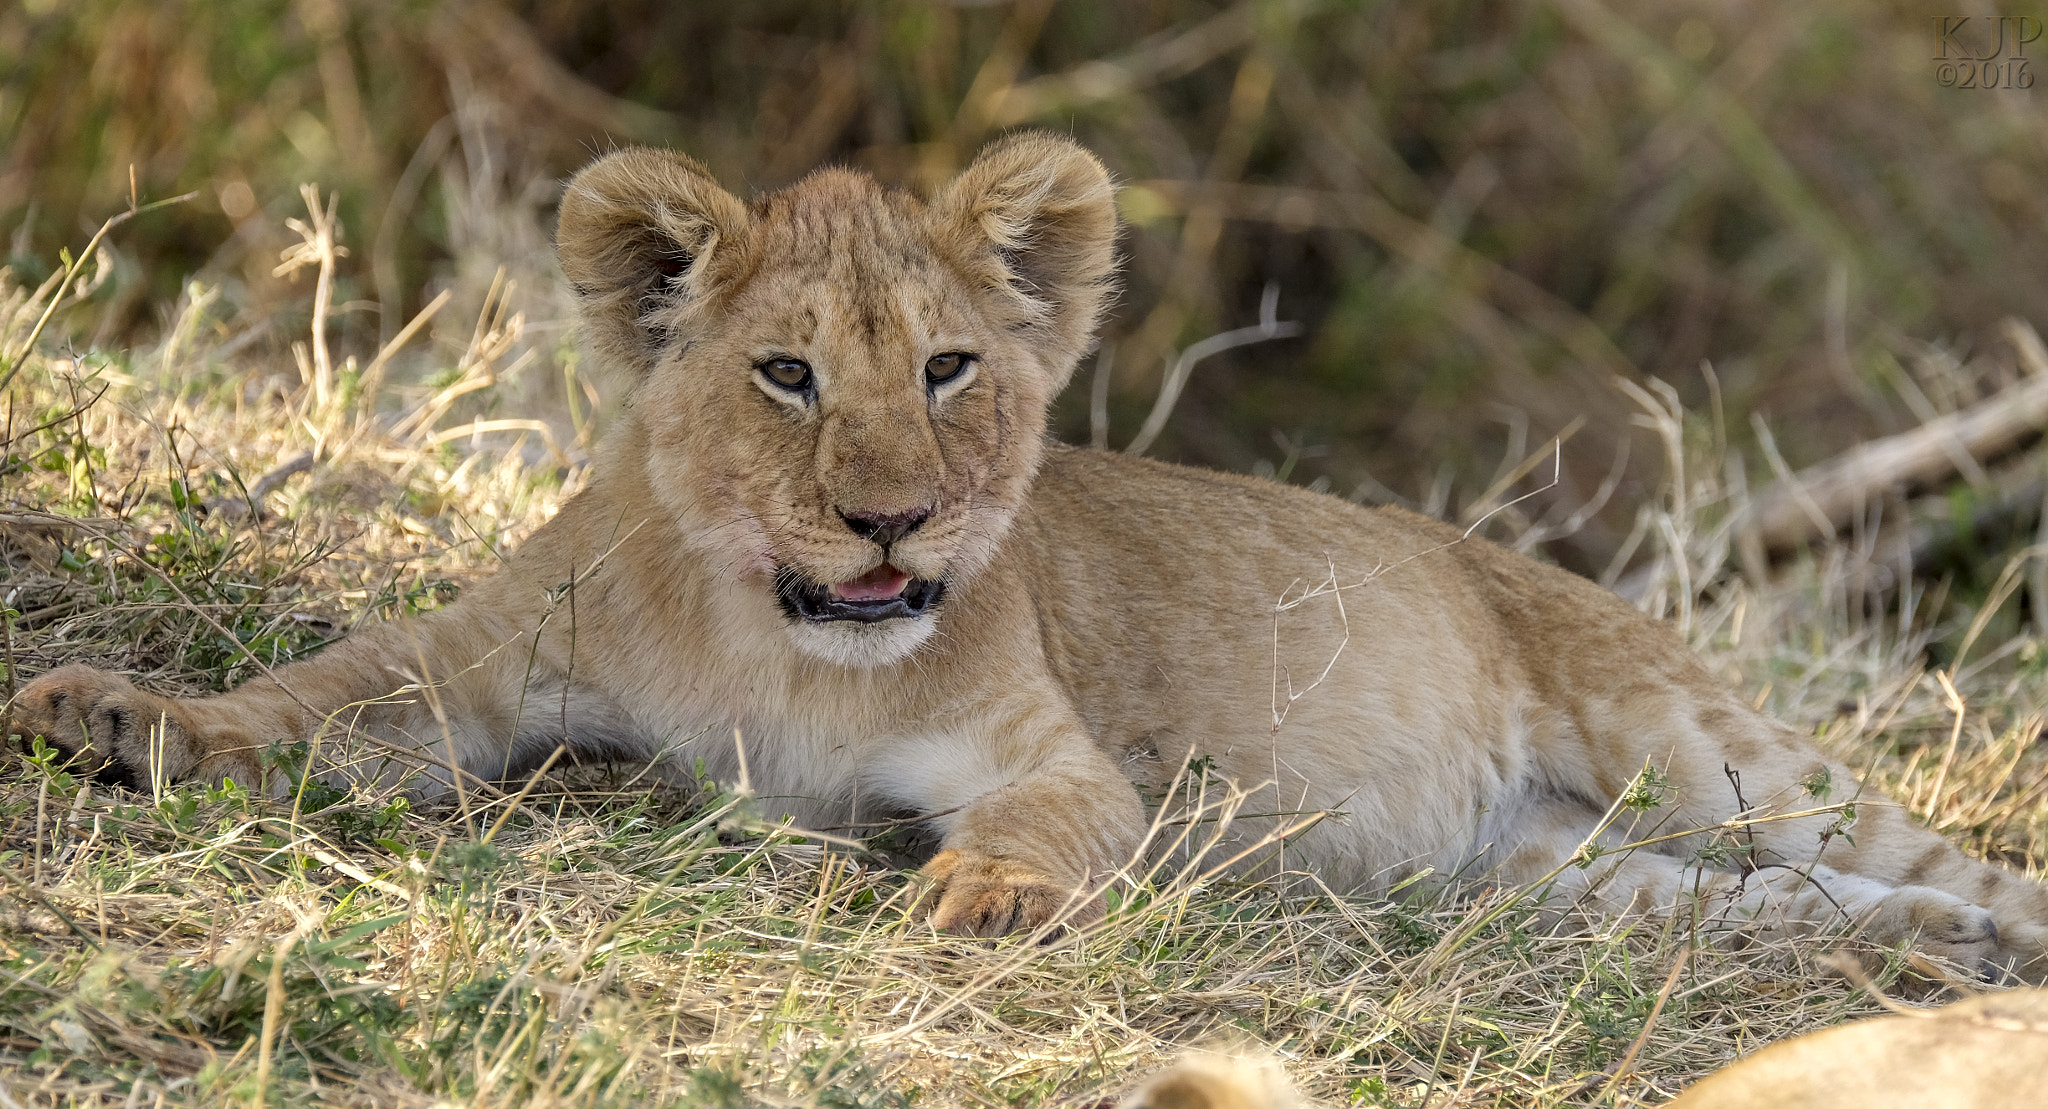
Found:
1117,1053 -> 1299,1109
10,134 -> 2048,967
1666,987 -> 2048,1108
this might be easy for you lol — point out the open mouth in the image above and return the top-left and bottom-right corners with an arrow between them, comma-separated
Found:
775,562 -> 947,623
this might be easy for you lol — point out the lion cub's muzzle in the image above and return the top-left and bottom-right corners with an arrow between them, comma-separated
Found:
775,565 -> 948,624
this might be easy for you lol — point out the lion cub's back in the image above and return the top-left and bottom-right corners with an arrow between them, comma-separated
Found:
1023,444 -> 1473,592
1022,443 -> 1681,686
1019,442 -> 1531,692
1017,448 -> 1542,819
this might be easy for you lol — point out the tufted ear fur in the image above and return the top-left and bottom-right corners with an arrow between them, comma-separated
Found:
557,147 -> 751,375
931,132 -> 1120,386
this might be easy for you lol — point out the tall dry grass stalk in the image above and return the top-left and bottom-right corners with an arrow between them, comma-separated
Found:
274,184 -> 347,412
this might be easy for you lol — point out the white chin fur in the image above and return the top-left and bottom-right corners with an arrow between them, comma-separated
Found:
785,614 -> 938,668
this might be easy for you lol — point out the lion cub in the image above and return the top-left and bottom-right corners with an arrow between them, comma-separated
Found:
11,134 -> 2048,972
1667,987 -> 2048,1108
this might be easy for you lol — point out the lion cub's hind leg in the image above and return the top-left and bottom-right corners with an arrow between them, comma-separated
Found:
1748,780 -> 2048,981
1489,790 -> 2003,974
1621,698 -> 2048,979
1486,558 -> 2048,973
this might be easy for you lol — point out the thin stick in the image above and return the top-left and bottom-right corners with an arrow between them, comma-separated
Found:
1459,415 -> 1586,526
256,819 -> 416,903
0,192 -> 199,392
357,288 -> 452,421
274,185 -> 348,409
0,858 -> 102,952
2,602 -> 16,709
480,744 -> 568,846
1088,341 -> 1115,450
1925,670 -> 1968,816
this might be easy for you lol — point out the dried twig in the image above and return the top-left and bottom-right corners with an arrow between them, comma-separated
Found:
388,268 -> 524,444
1132,177 -> 1644,387
1747,334 -> 2048,555
208,451 -> 316,521
1124,284 -> 1302,456
274,185 -> 349,409
0,193 -> 197,393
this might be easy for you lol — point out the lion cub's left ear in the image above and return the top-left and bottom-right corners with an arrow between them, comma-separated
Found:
557,147 -> 751,376
932,132 -> 1119,382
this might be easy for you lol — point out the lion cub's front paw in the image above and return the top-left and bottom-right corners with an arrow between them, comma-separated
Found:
9,664 -> 182,788
917,848 -> 1103,939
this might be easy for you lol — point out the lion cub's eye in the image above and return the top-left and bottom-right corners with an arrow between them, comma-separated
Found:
925,352 -> 974,386
758,357 -> 814,392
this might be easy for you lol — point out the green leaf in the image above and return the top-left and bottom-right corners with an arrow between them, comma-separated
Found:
305,912 -> 409,957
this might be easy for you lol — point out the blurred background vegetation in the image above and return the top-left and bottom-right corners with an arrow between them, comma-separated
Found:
7,0 -> 2048,588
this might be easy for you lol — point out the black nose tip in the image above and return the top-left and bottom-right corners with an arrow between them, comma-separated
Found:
839,506 -> 933,547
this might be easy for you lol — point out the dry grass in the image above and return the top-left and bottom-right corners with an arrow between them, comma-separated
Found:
7,191 -> 2048,1109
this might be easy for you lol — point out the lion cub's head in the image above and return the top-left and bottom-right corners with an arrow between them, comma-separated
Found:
555,134 -> 1118,666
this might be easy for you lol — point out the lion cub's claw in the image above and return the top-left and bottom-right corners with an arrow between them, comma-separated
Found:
917,848 -> 1101,940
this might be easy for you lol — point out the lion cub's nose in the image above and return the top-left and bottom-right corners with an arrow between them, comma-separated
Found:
838,506 -> 933,547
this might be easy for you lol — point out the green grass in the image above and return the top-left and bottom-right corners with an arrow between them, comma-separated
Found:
7,198 -> 2048,1107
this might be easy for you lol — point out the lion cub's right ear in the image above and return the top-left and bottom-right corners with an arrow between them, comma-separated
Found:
557,148 -> 751,375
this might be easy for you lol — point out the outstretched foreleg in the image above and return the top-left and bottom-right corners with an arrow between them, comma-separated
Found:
8,596 -> 635,798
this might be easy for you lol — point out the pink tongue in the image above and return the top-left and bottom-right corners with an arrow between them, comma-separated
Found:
830,563 -> 911,602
